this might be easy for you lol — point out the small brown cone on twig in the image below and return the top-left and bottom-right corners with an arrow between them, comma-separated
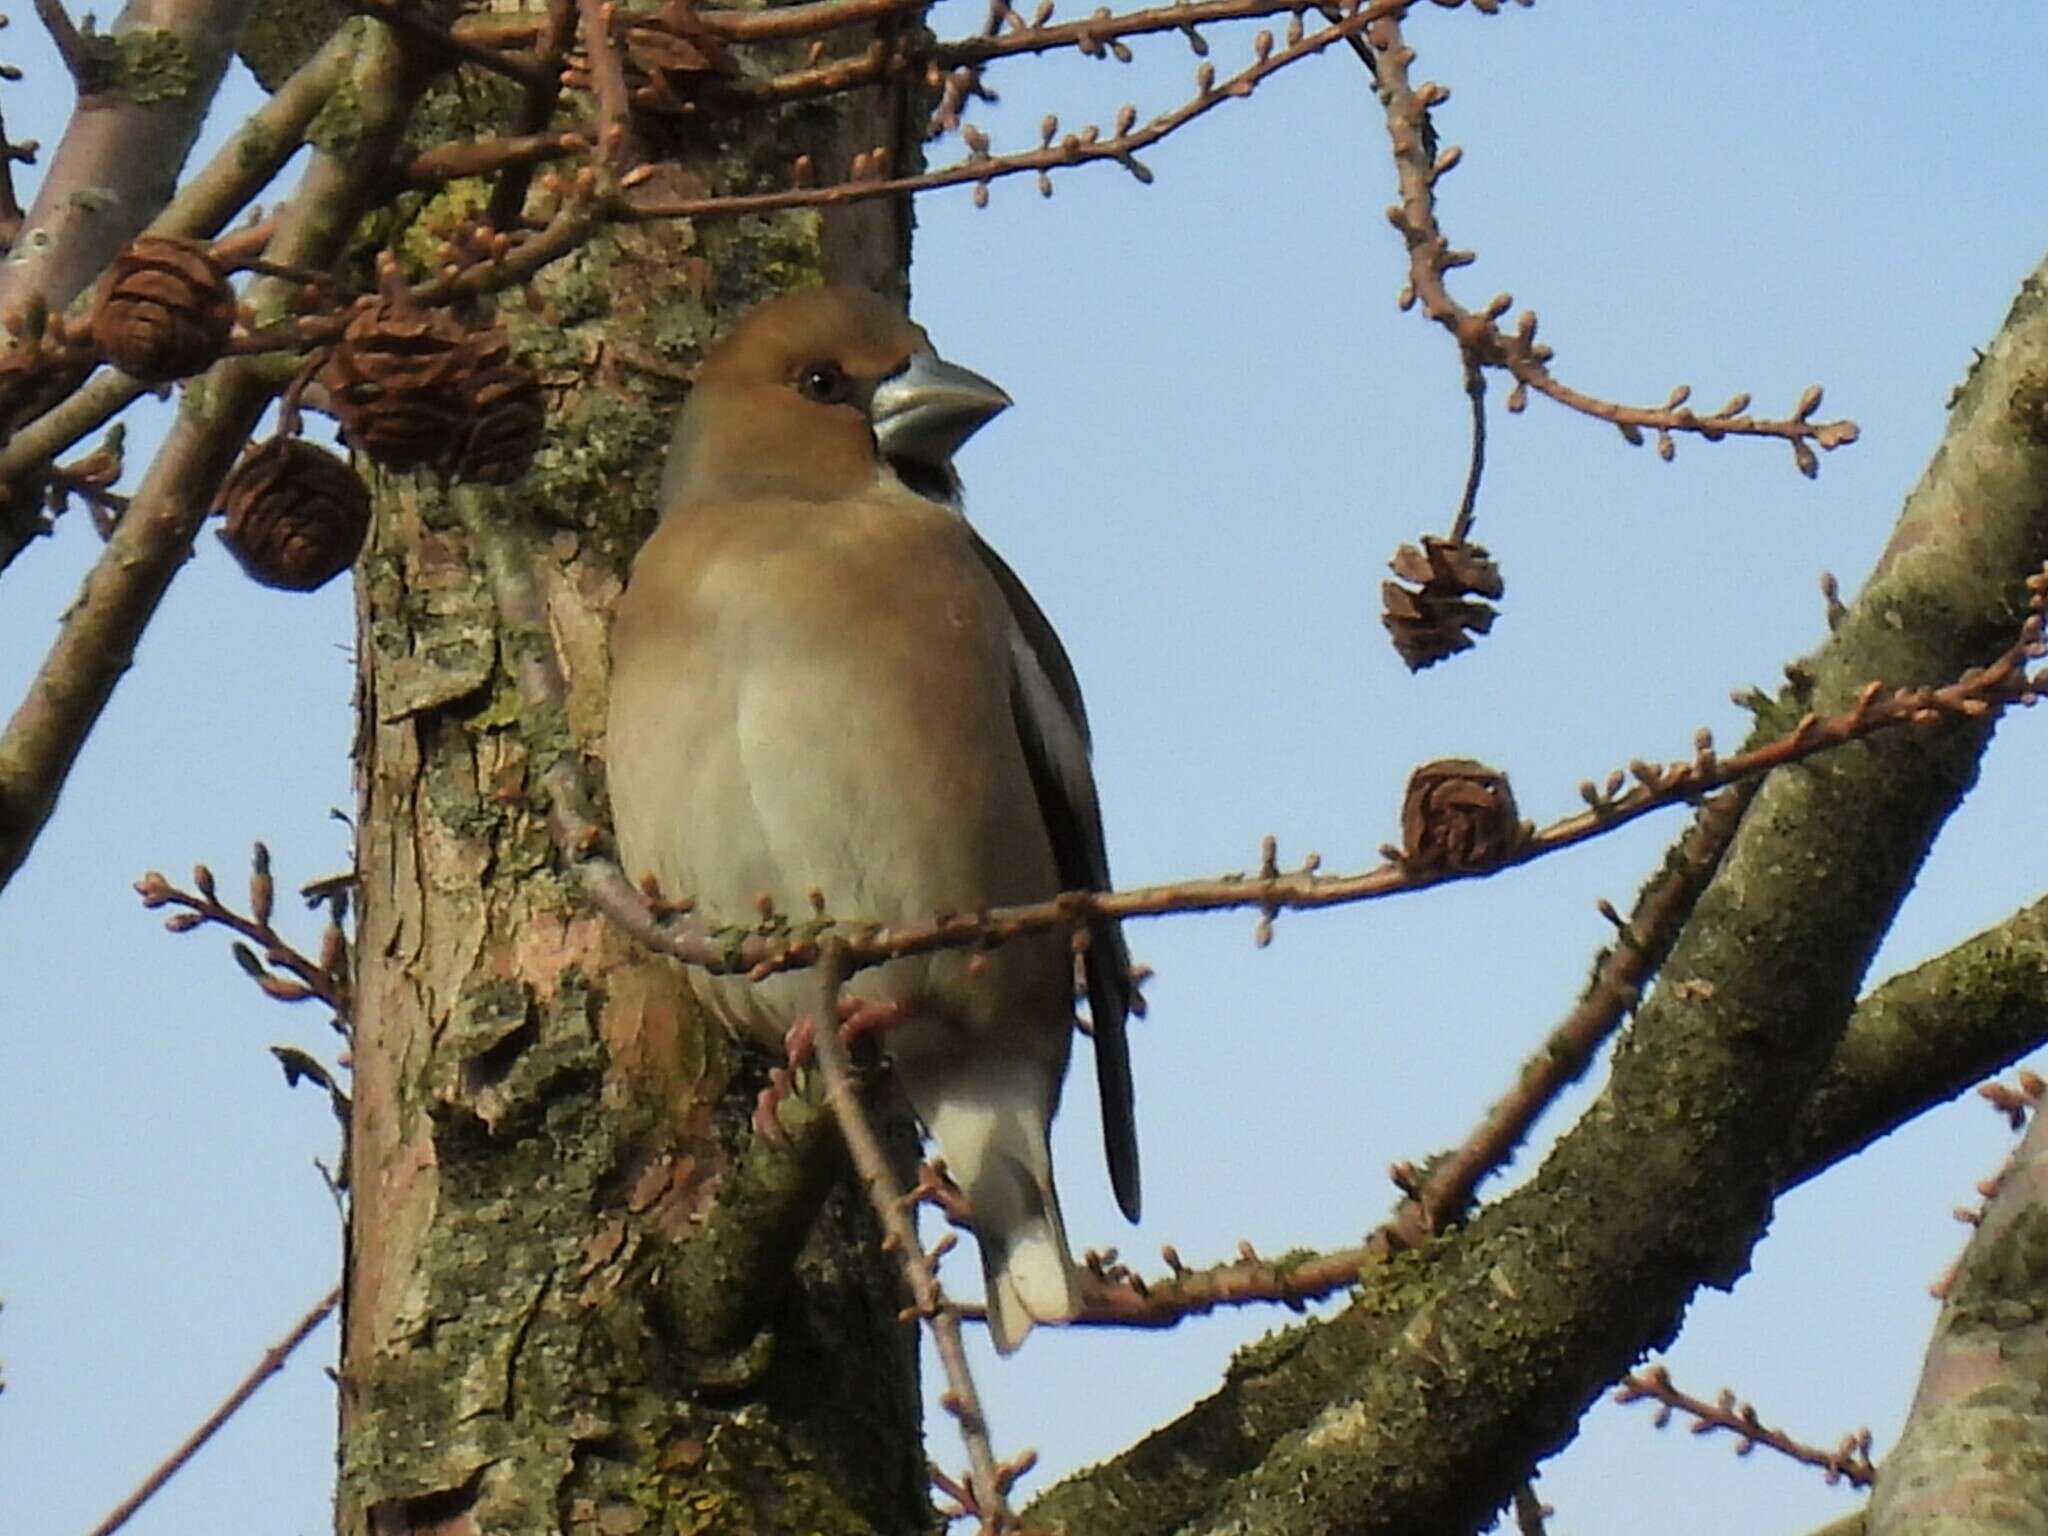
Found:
456,328 -> 544,485
321,275 -> 474,473
1382,535 -> 1504,670
1400,758 -> 1527,874
321,259 -> 542,483
216,437 -> 371,592
90,237 -> 236,383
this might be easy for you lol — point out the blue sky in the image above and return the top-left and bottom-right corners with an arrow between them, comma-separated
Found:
5,4 -> 2047,1532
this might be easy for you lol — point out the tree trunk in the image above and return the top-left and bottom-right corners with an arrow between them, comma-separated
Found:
335,7 -> 932,1529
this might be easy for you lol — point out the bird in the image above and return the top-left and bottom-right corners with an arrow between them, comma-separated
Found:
606,285 -> 1138,1353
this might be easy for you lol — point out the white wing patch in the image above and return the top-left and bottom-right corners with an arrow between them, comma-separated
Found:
1009,625 -> 1097,832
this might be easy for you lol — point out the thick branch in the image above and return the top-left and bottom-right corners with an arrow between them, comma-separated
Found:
988,891 -> 2048,1336
1030,255 -> 2048,1536
1784,894 -> 2048,1187
0,0 -> 255,327
1866,1097 -> 2048,1531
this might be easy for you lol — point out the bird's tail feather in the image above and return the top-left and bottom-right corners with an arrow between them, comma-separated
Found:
981,1206 -> 1078,1355
914,1064 -> 1079,1354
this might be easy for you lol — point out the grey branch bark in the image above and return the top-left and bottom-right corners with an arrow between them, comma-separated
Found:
1865,1057 -> 2048,1531
1786,894 -> 2048,1190
0,0 -> 253,328
1031,255 -> 2048,1536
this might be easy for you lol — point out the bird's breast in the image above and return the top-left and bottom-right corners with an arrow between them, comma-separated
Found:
606,495 -> 1071,1038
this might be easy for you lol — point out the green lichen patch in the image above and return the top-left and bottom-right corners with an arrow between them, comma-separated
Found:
76,27 -> 199,104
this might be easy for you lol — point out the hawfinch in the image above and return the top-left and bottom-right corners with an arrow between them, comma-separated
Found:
606,286 -> 1138,1352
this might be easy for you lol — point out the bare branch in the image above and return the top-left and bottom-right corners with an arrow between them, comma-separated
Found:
30,0 -> 86,87
1371,9 -> 1858,476
808,940 -> 1013,1531
629,2 -> 1391,219
85,1286 -> 341,1536
344,0 -> 547,87
0,0 -> 255,328
1385,782 -> 1753,1246
135,844 -> 352,1025
1614,1365 -> 1876,1489
487,0 -> 579,229
578,0 -> 642,170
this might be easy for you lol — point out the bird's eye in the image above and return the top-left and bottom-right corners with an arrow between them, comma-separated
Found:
796,362 -> 850,404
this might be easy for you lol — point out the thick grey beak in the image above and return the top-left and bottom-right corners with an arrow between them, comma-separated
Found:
870,352 -> 1012,468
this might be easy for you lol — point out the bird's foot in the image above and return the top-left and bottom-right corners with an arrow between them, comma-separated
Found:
910,1159 -> 975,1228
754,1002 -> 910,1149
836,994 -> 913,1047
752,1014 -> 822,1148
783,1014 -> 817,1068
752,1064 -> 799,1148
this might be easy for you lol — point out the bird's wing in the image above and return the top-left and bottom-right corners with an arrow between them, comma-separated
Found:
968,530 -> 1141,1222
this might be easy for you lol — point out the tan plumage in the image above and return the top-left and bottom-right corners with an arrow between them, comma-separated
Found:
606,287 -> 1138,1352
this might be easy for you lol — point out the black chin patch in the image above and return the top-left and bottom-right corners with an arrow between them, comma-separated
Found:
887,454 -> 956,506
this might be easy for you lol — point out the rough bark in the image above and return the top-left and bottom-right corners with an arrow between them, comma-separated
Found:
337,5 -> 933,1534
1866,1032 -> 2048,1533
1785,895 -> 2048,1191
0,0 -> 253,327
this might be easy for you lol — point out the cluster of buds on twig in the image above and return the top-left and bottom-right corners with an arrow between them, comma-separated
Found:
134,844 -> 352,1029
930,1449 -> 1039,1526
1976,1067 -> 2045,1131
1614,1365 -> 1877,1488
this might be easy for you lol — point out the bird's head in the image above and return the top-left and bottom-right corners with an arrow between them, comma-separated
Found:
661,286 -> 1012,510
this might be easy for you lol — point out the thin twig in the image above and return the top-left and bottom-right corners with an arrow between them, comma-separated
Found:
927,0 -> 1013,141
698,0 -> 935,41
1386,783 -> 1752,1245
627,4 -> 1409,219
0,97 -> 33,249
1614,1365 -> 1877,1489
577,0 -> 641,170
808,940 -> 1011,1531
135,845 -> 353,1025
460,0 -> 1366,50
407,129 -> 590,188
344,0 -> 547,87
489,0 -> 579,229
1371,8 -> 1857,475
86,1285 -> 342,1536
30,0 -> 85,87
1449,356 -> 1485,545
